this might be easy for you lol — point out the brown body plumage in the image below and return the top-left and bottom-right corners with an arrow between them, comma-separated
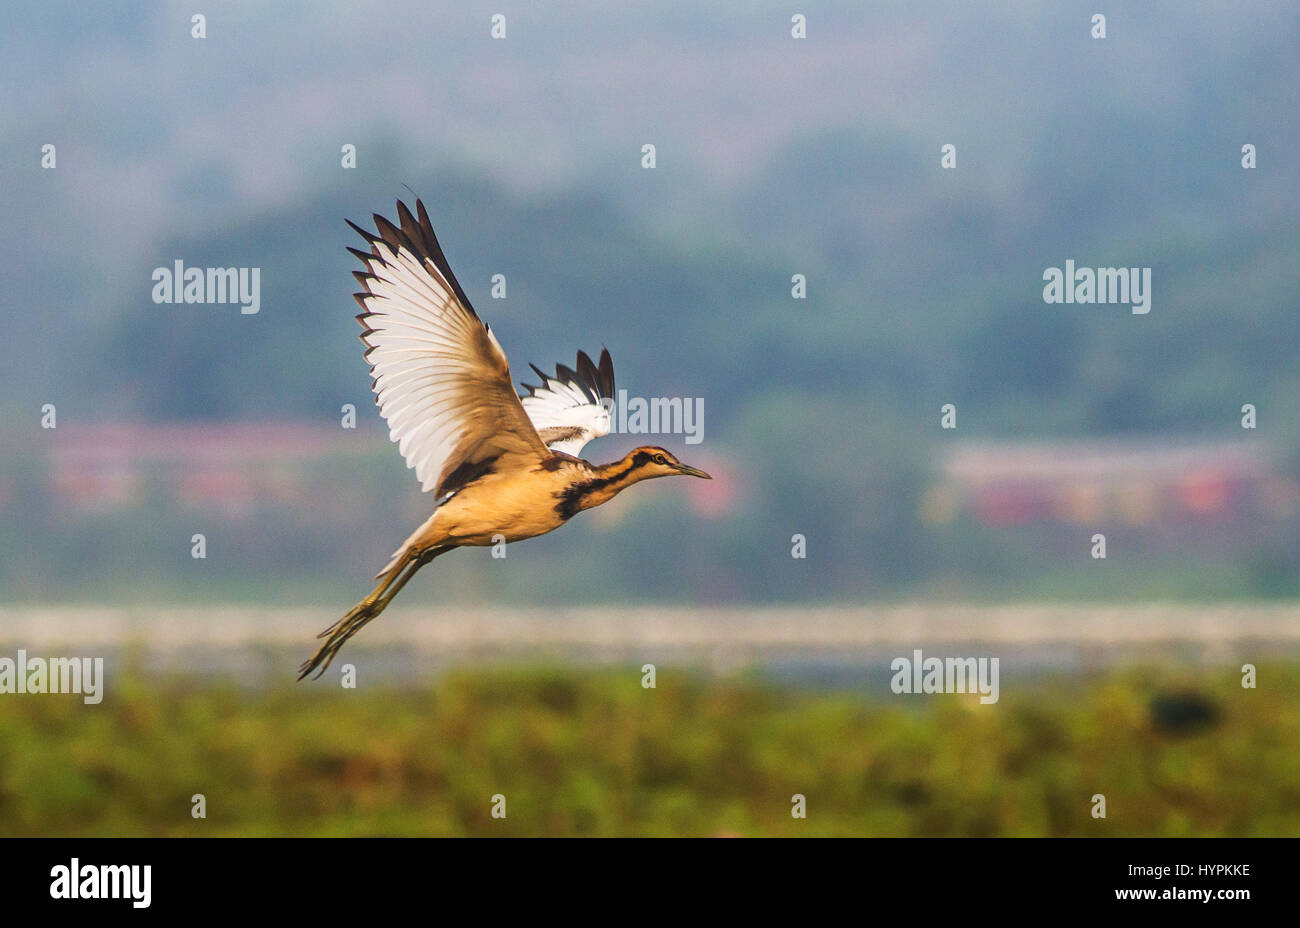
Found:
298,202 -> 709,680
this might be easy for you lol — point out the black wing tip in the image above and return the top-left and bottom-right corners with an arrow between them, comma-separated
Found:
524,348 -> 615,405
345,217 -> 379,246
598,347 -> 615,399
372,212 -> 406,249
520,362 -> 552,396
344,197 -> 479,320
415,198 -> 433,228
396,198 -> 422,237
575,351 -> 601,403
577,347 -> 615,402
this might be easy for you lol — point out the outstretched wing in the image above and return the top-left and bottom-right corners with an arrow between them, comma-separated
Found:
349,199 -> 549,497
520,348 -> 616,457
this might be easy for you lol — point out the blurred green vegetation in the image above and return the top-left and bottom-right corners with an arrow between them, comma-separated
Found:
2,664 -> 1296,837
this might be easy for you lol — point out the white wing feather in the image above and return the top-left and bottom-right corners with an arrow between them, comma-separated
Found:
350,202 -> 548,495
520,349 -> 616,457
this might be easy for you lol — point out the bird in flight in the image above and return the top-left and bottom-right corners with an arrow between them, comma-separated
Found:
298,199 -> 710,680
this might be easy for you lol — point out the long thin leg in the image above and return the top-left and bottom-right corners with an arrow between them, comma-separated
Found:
297,545 -> 450,681
321,547 -> 418,637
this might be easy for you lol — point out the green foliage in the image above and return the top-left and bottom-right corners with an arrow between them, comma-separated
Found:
2,664 -> 1296,837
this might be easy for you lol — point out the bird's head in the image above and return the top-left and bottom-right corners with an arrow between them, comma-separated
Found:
622,446 -> 712,481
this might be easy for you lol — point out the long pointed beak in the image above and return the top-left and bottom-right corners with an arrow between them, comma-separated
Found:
675,463 -> 712,479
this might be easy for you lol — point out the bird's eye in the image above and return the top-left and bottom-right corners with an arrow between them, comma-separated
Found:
653,454 -> 666,465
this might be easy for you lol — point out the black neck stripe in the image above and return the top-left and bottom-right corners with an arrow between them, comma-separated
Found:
555,457 -> 650,520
